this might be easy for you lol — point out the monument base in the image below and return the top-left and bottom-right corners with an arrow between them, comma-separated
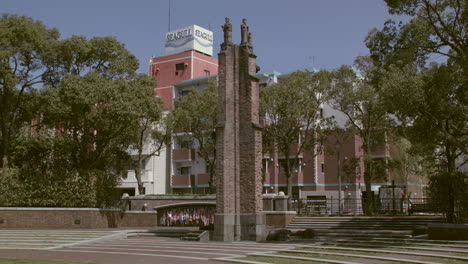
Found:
213,214 -> 237,241
240,213 -> 266,241
213,213 -> 266,241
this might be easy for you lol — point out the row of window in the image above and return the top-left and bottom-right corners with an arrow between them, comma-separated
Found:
174,63 -> 210,76
176,161 -> 326,176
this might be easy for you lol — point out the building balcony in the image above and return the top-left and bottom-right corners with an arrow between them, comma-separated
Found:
173,148 -> 195,162
371,144 -> 390,158
278,172 -> 304,185
196,173 -> 211,187
278,144 -> 303,158
171,174 -> 195,188
122,170 -> 152,183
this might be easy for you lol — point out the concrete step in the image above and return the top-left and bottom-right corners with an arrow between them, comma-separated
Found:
180,231 -> 205,241
314,229 -> 412,234
314,232 -> 412,239
286,216 -> 443,240
127,230 -> 192,238
292,219 -> 444,223
288,224 -> 424,229
289,222 -> 443,226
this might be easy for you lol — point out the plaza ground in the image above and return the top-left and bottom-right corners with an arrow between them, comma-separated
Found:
0,229 -> 467,264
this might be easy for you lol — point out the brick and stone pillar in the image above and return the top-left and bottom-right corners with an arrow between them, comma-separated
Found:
213,18 -> 265,241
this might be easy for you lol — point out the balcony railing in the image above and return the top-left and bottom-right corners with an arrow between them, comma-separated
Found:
173,148 -> 195,161
171,174 -> 195,188
196,173 -> 210,186
122,170 -> 152,182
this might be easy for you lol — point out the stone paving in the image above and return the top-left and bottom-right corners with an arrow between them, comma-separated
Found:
223,237 -> 468,264
0,229 -> 467,264
0,230 -> 124,250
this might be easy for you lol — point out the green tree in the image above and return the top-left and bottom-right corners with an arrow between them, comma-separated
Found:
127,76 -> 167,195
373,0 -> 468,74
327,58 -> 392,215
380,62 -> 467,222
261,71 -> 331,209
366,0 -> 468,222
169,78 -> 218,193
27,73 -> 154,206
0,14 -> 59,172
0,14 -> 156,207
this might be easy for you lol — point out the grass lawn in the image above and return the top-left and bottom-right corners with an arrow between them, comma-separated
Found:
0,259 -> 100,264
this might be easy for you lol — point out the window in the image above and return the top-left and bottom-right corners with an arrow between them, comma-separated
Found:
262,159 -> 267,174
178,166 -> 191,175
279,159 -> 299,173
176,137 -> 193,148
121,171 -> 128,179
125,159 -> 146,171
176,63 -> 185,71
206,164 -> 212,174
179,90 -> 190,97
204,70 -> 210,76
321,163 -> 324,173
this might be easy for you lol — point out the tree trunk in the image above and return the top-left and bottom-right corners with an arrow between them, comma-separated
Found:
364,158 -> 374,216
136,149 -> 144,195
209,159 -> 216,194
1,118 -> 9,172
284,154 -> 293,210
445,123 -> 456,223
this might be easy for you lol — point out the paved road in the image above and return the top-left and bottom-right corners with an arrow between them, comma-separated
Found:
0,230 -> 298,264
2,229 -> 466,264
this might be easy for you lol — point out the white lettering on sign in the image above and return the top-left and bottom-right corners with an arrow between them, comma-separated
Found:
165,25 -> 214,56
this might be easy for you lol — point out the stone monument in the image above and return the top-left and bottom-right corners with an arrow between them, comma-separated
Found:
213,18 -> 265,241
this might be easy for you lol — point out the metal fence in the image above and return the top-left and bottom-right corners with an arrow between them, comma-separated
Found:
292,197 -> 440,216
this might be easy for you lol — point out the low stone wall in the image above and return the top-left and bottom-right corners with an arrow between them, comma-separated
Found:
0,207 -> 157,229
428,223 -> 468,240
124,195 -> 216,211
264,211 -> 297,228
119,211 -> 158,227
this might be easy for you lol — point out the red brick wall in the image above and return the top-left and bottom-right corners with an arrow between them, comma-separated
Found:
150,51 -> 218,108
0,208 -> 157,229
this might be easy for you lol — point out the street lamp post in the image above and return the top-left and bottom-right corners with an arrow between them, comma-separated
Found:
335,140 -> 342,216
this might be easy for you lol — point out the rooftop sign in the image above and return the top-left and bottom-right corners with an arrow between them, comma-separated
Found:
165,25 -> 213,56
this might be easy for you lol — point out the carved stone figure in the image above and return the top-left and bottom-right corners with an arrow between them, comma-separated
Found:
247,32 -> 254,53
222,17 -> 232,45
241,18 -> 249,44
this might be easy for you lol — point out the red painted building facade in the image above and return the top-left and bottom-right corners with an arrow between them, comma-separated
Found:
150,50 -> 218,108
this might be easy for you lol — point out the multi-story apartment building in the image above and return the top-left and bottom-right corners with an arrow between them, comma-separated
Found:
119,24 -> 426,204
119,25 -> 217,195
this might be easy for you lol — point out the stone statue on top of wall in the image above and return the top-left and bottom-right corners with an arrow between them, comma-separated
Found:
222,17 -> 232,45
241,18 -> 249,45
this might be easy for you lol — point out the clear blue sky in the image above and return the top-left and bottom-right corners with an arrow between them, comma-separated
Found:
3,0 -> 395,74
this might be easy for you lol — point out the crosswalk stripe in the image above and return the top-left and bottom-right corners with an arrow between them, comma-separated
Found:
91,241 -> 294,251
68,244 -> 275,253
62,246 -> 236,256
50,249 -> 209,260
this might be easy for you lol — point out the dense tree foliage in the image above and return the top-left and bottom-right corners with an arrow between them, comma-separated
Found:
0,14 -> 59,170
367,0 -> 467,222
326,57 -> 392,215
261,71 -> 332,208
0,14 -> 162,207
